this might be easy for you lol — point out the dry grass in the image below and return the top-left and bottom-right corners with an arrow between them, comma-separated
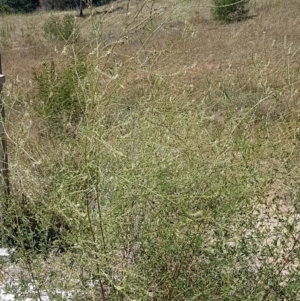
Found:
1,0 -> 300,94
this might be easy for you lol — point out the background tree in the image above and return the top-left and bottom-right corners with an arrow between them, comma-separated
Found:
0,0 -> 115,13
79,0 -> 82,16
0,0 -> 39,13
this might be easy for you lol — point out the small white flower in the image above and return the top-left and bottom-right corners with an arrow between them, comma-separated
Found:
62,46 -> 68,55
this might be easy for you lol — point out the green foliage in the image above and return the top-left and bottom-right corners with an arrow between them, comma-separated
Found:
0,4 -> 14,14
212,0 -> 250,22
43,14 -> 80,43
32,57 -> 87,128
95,0 -> 115,5
0,0 -> 39,13
3,196 -> 69,259
0,0 -> 115,14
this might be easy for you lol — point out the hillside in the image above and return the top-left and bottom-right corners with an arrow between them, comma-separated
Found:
1,0 -> 300,300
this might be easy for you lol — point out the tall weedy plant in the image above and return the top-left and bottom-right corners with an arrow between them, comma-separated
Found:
4,1 -> 300,301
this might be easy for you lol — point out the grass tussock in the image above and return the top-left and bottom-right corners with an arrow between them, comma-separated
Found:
1,0 -> 300,300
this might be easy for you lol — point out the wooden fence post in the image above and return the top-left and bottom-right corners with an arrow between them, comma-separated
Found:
0,54 -> 10,253
0,54 -> 10,197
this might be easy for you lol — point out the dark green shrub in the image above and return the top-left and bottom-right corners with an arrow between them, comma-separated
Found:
0,0 -> 39,14
3,196 -> 70,258
212,0 -> 250,22
32,57 -> 87,128
43,14 -> 80,43
0,4 -> 14,14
